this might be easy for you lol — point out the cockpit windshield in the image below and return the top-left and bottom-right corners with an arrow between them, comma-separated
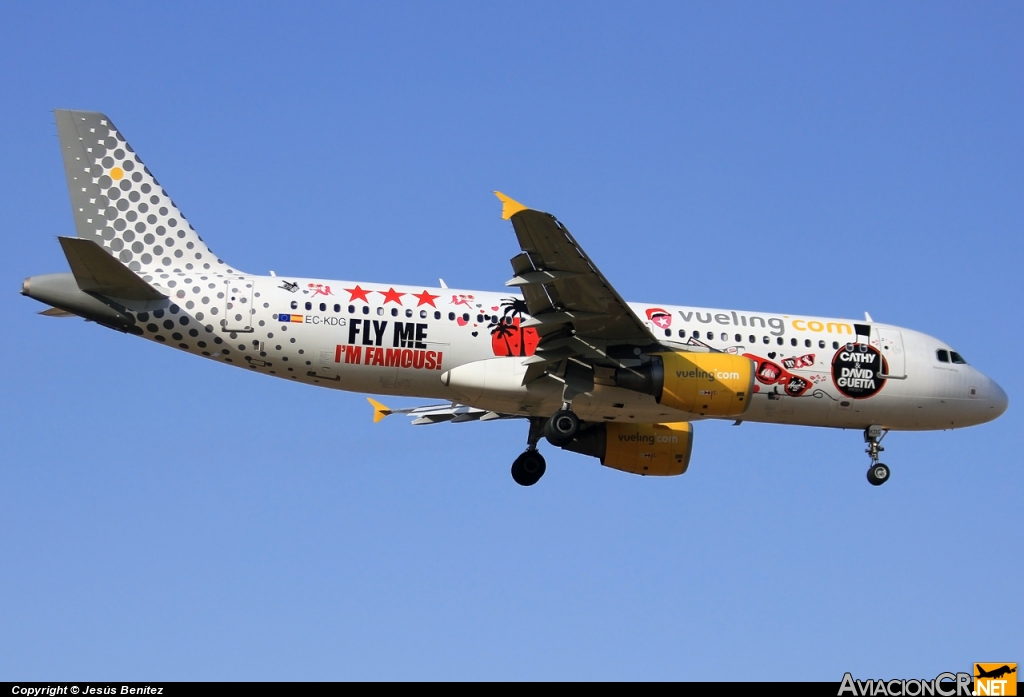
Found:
950,351 -> 967,365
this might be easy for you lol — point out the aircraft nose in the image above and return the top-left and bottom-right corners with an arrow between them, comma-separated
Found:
989,378 -> 1009,419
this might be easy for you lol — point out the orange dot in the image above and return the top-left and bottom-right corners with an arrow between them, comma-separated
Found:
110,167 -> 124,180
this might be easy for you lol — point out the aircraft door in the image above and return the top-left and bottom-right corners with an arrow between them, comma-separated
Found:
874,326 -> 906,379
222,278 -> 255,332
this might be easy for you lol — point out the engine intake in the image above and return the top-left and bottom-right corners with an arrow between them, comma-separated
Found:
615,352 -> 754,417
563,422 -> 693,476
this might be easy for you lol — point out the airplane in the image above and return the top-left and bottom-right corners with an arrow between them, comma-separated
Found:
22,110 -> 1009,487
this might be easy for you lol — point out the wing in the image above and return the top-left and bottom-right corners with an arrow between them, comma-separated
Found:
367,398 -> 521,425
495,192 -> 663,380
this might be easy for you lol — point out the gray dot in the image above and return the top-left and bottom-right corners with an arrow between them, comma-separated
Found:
153,309 -> 164,318
156,226 -> 166,235
119,180 -> 131,191
174,250 -> 183,257
141,183 -> 151,193
147,215 -> 157,224
128,191 -> 140,202
168,218 -> 177,227
159,207 -> 168,215
201,296 -> 209,304
147,323 -> 158,332
176,290 -> 186,298
196,313 -> 205,321
110,238 -> 124,251
119,250 -> 133,262
104,137 -> 116,149
144,234 -> 154,244
116,199 -> 129,211
141,253 -> 152,264
123,230 -> 135,242
186,242 -> 194,249
132,242 -> 143,253
165,238 -> 174,247
113,148 -> 125,158
162,257 -> 171,265
125,210 -> 137,222
113,219 -> 126,231
153,246 -> 163,255
167,280 -> 176,288
122,160 -> 134,171
104,208 -> 118,220
185,301 -> 195,309
177,231 -> 185,238
101,156 -> 114,168
98,175 -> 112,188
210,307 -> 219,315
128,261 -> 141,271
138,202 -> 148,213
135,223 -> 145,233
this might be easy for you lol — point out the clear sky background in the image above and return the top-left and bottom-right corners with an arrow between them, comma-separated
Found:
1,2 -> 1020,681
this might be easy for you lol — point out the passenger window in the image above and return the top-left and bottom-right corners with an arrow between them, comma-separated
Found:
819,340 -> 825,349
333,304 -> 340,313
290,301 -> 298,310
692,330 -> 700,338
805,339 -> 811,347
362,306 -> 370,315
707,332 -> 714,340
936,349 -> 949,363
832,341 -> 839,349
678,330 -> 685,338
448,312 -> 455,321
665,329 -> 672,337
305,302 -> 312,311
749,335 -> 755,343
319,303 -> 326,311
420,310 -> 428,319
721,333 -> 728,341
791,338 -> 797,346
462,313 -> 469,322
763,336 -> 770,344
406,309 -> 413,318
348,305 -> 355,314
735,334 -> 742,342
377,307 -> 384,316
391,308 -> 398,317
777,337 -> 784,345
434,311 -> 441,320
950,351 -> 967,365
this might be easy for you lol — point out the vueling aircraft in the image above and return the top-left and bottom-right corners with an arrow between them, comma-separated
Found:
23,110 -> 1009,486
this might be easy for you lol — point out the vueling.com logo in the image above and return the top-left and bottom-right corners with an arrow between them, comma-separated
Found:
837,664 -> 1017,697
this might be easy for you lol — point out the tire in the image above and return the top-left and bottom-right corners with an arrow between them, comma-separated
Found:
543,409 -> 580,447
867,463 -> 890,486
511,450 -> 547,486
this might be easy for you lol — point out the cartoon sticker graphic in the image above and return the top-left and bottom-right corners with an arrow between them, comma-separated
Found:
832,343 -> 887,399
646,307 -> 672,329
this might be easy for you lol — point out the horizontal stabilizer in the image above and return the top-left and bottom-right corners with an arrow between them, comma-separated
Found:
367,398 -> 392,423
58,237 -> 165,301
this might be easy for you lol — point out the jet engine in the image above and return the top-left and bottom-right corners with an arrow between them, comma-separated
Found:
615,352 -> 754,417
563,422 -> 693,476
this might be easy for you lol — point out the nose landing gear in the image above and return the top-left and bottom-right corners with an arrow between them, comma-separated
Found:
864,426 -> 890,486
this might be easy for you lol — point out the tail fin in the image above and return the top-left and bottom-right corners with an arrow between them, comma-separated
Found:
54,109 -> 239,277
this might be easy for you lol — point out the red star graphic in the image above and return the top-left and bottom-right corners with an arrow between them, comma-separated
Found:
412,290 -> 440,307
345,285 -> 371,302
379,287 -> 405,305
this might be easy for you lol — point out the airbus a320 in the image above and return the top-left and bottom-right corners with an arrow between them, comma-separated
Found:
22,111 -> 1009,486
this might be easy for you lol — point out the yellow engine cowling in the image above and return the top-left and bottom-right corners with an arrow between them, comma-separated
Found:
563,422 -> 694,476
657,352 -> 755,417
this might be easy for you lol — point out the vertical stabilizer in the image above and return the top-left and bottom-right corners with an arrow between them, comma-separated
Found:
54,110 -> 239,278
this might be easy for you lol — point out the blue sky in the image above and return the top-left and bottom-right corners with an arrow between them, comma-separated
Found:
1,1 -> 1020,680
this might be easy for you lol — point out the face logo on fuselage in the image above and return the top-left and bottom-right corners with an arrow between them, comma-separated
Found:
646,307 -> 672,329
832,343 -> 887,399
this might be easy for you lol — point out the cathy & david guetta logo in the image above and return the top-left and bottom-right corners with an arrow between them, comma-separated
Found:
832,343 -> 887,399
837,663 -> 1016,697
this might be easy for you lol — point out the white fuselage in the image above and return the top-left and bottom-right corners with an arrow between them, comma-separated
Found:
135,273 -> 1007,432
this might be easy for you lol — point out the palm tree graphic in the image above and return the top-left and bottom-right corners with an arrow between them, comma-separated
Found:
489,297 -> 532,356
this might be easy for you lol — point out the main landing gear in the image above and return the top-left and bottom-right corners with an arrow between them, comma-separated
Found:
864,426 -> 890,486
510,407 -> 581,487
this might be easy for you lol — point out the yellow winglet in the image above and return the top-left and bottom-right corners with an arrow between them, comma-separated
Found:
494,191 -> 528,220
367,398 -> 392,423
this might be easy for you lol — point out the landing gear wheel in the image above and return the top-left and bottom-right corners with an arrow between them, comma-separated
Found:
511,450 -> 547,487
543,409 -> 580,447
867,463 -> 890,486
